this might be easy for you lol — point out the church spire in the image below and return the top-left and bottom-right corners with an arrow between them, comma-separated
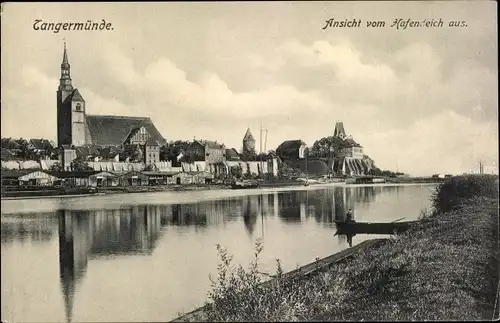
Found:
59,40 -> 73,92
62,39 -> 69,65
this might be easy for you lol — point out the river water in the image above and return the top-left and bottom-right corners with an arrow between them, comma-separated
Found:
1,183 -> 435,322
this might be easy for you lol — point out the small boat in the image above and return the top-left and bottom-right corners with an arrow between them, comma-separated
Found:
231,180 -> 259,190
345,176 -> 386,184
334,220 -> 420,235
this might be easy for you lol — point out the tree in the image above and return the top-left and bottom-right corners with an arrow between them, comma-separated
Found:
49,162 -> 64,172
17,138 -> 30,160
230,165 -> 243,179
70,157 -> 93,171
311,136 -> 349,158
144,163 -> 157,171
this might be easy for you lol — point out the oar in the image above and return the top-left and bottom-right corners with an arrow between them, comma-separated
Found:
391,217 -> 406,223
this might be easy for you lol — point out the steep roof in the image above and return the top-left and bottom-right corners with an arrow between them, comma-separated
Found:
225,148 -> 240,159
243,128 -> 255,141
145,136 -> 159,146
74,146 -> 99,158
98,146 -> 120,158
85,115 -> 166,146
334,122 -> 346,138
344,138 -> 362,148
63,89 -> 85,104
205,140 -> 224,149
1,170 -> 33,178
1,138 -> 21,150
277,140 -> 306,152
29,139 -> 53,150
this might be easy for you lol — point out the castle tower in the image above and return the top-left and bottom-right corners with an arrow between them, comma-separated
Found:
57,41 -> 87,147
333,121 -> 346,139
242,128 -> 256,155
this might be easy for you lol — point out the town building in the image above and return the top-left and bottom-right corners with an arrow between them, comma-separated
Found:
225,148 -> 241,161
28,139 -> 54,155
331,122 -> 371,176
186,140 -> 226,164
276,140 -> 307,160
56,42 -> 166,151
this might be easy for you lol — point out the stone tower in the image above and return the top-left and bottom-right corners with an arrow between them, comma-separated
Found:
242,128 -> 256,155
333,121 -> 346,139
57,41 -> 87,147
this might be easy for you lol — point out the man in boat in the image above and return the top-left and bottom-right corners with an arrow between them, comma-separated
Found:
345,209 -> 355,222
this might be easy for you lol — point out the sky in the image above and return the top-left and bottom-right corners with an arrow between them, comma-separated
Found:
1,1 -> 498,176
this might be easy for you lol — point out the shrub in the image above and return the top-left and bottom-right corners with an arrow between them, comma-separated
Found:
203,238 -> 349,322
431,174 -> 498,214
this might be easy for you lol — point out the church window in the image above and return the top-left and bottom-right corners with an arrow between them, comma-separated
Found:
75,103 -> 82,111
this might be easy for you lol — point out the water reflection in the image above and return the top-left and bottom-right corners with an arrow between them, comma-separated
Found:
2,184 -> 430,323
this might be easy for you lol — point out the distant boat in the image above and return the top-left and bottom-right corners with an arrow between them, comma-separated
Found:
231,180 -> 259,190
345,176 -> 386,184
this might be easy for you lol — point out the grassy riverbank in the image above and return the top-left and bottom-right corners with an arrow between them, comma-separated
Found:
181,174 -> 499,321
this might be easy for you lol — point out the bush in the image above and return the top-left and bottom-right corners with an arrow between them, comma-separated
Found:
202,238 -> 349,322
431,174 -> 498,214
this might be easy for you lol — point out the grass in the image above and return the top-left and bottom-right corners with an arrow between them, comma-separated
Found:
179,175 -> 499,322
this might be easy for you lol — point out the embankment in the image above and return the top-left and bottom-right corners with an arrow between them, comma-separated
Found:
177,174 -> 499,321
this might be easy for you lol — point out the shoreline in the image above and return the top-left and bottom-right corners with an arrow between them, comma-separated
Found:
0,180 -> 439,201
175,175 -> 499,322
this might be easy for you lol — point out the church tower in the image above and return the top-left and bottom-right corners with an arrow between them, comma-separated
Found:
57,41 -> 87,147
333,121 -> 346,140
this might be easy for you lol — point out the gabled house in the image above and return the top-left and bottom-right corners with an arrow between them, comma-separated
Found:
186,140 -> 226,163
337,137 -> 364,159
225,148 -> 241,161
97,146 -> 120,162
27,139 -> 54,160
74,145 -> 100,161
143,136 -> 160,165
276,140 -> 307,160
122,126 -> 160,165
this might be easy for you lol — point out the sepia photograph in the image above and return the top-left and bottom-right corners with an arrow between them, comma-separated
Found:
1,1 -> 498,322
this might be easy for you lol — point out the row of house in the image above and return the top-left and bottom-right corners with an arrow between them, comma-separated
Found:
1,138 -> 57,160
1,169 -> 212,188
2,122 -> 369,177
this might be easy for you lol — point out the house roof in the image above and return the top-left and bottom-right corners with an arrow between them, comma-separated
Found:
85,115 -> 166,146
225,148 -> 240,158
1,170 -> 32,178
277,140 -> 306,152
145,136 -> 159,146
141,171 -> 179,176
243,128 -> 255,141
1,138 -> 21,150
98,146 -> 120,158
74,146 -> 99,158
205,140 -> 224,149
29,139 -> 53,150
344,138 -> 362,148
46,170 -> 99,178
62,88 -> 85,104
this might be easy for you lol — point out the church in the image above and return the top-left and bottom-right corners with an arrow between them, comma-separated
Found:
56,42 -> 166,162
